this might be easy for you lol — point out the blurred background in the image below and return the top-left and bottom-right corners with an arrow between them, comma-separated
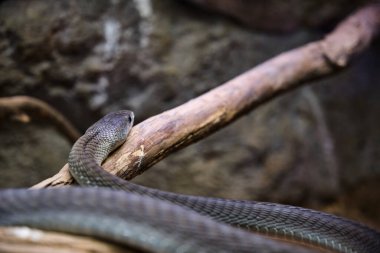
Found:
0,0 -> 379,229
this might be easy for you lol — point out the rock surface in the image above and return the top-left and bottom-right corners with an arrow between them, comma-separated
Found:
0,0 -> 379,229
0,115 -> 71,187
185,0 -> 370,31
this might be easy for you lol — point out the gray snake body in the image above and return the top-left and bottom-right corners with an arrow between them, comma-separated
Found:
0,110 -> 379,252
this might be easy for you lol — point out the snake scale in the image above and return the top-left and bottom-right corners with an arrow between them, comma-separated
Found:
0,110 -> 379,253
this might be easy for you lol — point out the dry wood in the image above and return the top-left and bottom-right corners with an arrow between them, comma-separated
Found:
0,227 -> 137,253
0,96 -> 80,143
32,4 -> 380,189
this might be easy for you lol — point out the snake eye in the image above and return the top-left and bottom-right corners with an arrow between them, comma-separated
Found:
127,113 -> 134,123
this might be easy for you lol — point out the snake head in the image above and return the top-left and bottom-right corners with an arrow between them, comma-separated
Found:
85,110 -> 135,152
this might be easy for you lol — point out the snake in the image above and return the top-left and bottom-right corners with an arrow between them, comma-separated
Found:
0,110 -> 379,253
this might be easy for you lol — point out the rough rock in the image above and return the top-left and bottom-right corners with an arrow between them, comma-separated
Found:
0,115 -> 71,187
185,0 -> 370,32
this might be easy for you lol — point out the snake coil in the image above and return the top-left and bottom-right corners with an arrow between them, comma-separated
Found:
0,111 -> 379,253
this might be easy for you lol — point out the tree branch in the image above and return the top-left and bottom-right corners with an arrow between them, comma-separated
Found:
32,4 -> 380,189
0,96 -> 80,143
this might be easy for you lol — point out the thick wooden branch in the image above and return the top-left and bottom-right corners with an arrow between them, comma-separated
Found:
33,4 -> 380,189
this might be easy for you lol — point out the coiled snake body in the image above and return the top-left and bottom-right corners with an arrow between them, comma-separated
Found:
0,111 -> 379,252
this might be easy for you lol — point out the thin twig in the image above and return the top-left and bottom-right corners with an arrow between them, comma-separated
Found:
0,96 -> 80,143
